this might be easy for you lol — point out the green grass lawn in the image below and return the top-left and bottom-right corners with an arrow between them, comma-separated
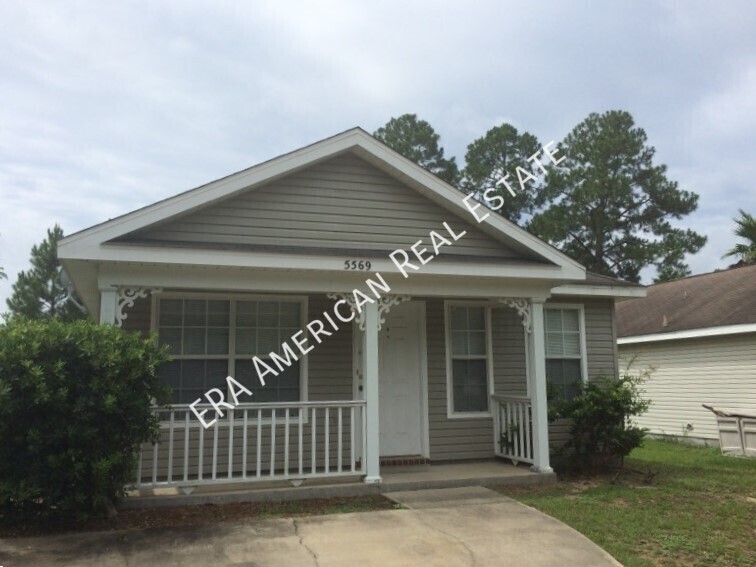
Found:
497,440 -> 756,566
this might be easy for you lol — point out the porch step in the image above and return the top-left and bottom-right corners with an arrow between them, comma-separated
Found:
120,462 -> 555,510
379,455 -> 429,467
384,486 -> 509,509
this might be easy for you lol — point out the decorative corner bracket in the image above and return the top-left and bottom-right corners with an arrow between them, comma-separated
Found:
115,287 -> 162,327
498,298 -> 532,334
377,295 -> 412,330
327,292 -> 364,330
327,292 -> 412,331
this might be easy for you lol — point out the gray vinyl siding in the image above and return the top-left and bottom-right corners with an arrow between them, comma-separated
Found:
584,299 -> 620,380
122,152 -> 527,260
426,301 -> 529,461
620,333 -> 756,441
426,300 -> 491,460
492,307 -> 528,397
305,294 -> 353,401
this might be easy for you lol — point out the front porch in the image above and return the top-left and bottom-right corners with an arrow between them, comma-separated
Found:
132,394 -> 541,493
123,459 -> 555,509
118,290 -> 557,493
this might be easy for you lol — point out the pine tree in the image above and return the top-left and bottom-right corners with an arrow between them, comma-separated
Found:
6,225 -> 86,321
461,123 -> 542,224
374,114 -> 460,185
530,110 -> 706,283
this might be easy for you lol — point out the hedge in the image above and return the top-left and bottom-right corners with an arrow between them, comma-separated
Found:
0,318 -> 169,523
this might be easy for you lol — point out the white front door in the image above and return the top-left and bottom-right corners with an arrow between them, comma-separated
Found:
378,301 -> 425,457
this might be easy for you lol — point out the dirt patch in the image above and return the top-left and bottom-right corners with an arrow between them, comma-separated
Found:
0,495 -> 394,538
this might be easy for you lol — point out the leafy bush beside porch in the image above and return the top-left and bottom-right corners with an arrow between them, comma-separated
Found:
0,318 -> 170,524
548,370 -> 650,473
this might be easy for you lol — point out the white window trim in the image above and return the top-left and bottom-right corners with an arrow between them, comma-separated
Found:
544,303 -> 589,388
151,292 -> 309,406
444,300 -> 495,419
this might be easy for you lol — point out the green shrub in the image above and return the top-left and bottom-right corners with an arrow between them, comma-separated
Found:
549,371 -> 650,474
0,318 -> 170,523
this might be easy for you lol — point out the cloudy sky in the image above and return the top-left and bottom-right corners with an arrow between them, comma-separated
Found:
1,1 -> 755,307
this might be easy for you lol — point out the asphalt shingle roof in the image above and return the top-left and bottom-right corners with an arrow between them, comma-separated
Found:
615,264 -> 756,337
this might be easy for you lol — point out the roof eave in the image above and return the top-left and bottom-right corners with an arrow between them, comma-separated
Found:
552,283 -> 646,298
618,323 -> 756,344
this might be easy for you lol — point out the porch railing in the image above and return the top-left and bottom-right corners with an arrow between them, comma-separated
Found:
492,395 -> 534,465
133,400 -> 366,490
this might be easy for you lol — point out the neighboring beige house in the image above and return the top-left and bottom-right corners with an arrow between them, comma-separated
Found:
58,128 -> 643,491
617,265 -> 756,444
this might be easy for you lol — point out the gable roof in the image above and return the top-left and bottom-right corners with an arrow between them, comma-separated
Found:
58,127 -> 584,277
113,152 -> 533,262
616,264 -> 756,340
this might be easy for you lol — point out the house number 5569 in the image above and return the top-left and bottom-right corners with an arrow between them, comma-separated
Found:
344,260 -> 371,270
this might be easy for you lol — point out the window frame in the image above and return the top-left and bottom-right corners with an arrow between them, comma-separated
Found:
444,300 -> 495,419
151,292 -> 309,406
543,303 -> 589,398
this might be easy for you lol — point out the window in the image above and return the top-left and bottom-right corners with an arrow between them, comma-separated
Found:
544,307 -> 585,400
157,297 -> 304,404
447,305 -> 491,415
233,301 -> 301,403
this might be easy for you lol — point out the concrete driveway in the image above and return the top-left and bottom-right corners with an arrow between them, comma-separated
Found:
0,487 -> 620,566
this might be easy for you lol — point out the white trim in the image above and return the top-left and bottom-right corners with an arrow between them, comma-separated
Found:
444,300 -> 495,419
151,292 -> 309,405
64,244 -> 573,281
552,283 -> 646,298
362,301 -> 381,483
351,321 -> 364,462
528,300 -> 552,473
93,262 -> 557,301
523,322 -> 531,398
417,301 -> 431,459
58,128 -> 584,279
149,292 -> 158,332
99,288 -> 117,324
618,323 -> 756,344
543,303 -> 589,386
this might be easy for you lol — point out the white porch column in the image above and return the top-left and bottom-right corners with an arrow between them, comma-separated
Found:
528,299 -> 553,473
362,301 -> 382,484
99,288 -> 117,325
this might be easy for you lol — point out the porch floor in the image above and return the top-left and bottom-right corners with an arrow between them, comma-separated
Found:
121,460 -> 556,510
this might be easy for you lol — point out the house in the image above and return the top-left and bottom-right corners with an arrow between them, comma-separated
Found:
617,264 -> 756,445
58,128 -> 644,491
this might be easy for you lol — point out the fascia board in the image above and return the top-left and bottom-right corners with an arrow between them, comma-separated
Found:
552,284 -> 646,298
69,244 -> 579,280
618,324 -> 756,344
